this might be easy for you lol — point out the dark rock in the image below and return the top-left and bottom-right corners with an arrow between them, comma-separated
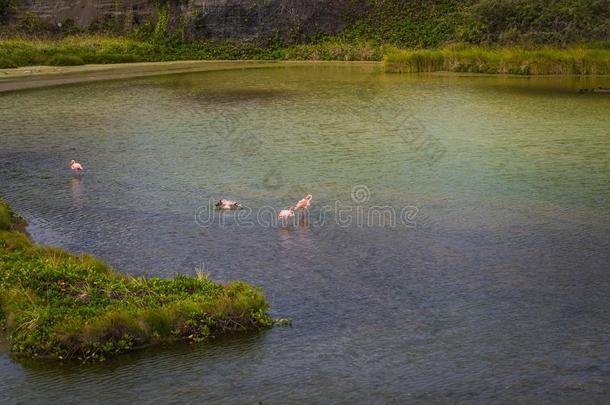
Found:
18,0 -> 371,43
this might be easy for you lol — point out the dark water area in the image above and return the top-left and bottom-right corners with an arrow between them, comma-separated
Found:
1,65 -> 609,403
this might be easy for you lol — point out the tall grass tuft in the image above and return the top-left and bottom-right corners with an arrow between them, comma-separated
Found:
384,47 -> 445,73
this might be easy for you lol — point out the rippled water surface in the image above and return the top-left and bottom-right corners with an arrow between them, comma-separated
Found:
1,65 -> 609,403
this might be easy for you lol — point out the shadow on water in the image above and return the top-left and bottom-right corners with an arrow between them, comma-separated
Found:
140,72 -> 299,106
2,331 -> 285,404
13,329 -> 270,374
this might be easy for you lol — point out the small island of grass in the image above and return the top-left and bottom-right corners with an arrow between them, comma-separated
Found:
0,197 -> 271,362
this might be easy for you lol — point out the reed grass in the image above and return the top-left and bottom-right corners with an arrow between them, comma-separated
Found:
0,197 -> 272,362
384,45 -> 610,75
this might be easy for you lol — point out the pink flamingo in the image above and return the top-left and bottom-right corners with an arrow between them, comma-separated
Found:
70,159 -> 84,173
295,194 -> 312,210
278,207 -> 295,220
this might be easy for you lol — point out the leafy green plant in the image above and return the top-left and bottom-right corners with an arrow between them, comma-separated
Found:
473,0 -> 610,45
16,11 -> 49,34
153,5 -> 170,42
59,18 -> 81,36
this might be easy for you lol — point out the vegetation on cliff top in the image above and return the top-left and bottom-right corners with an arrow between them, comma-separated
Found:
0,197 -> 271,362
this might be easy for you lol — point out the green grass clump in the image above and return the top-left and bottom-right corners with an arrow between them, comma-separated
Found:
0,197 -> 272,362
384,45 -> 610,75
0,57 -> 17,68
0,36 -> 151,67
45,54 -> 84,66
383,48 -> 445,73
0,204 -> 12,231
0,197 -> 23,230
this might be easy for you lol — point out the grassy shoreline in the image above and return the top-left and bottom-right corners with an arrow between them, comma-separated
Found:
1,35 -> 609,78
0,35 -> 382,69
0,197 -> 272,362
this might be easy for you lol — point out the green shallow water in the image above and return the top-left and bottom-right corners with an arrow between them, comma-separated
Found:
0,65 -> 609,403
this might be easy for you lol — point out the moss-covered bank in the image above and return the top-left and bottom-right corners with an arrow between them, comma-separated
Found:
0,197 -> 271,362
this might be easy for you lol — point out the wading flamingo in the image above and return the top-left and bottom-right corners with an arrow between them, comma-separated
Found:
278,207 -> 295,220
70,160 -> 84,173
215,199 -> 241,210
295,194 -> 312,210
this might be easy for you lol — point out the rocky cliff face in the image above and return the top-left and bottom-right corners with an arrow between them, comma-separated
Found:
195,0 -> 368,41
19,0 -> 369,42
21,1 -> 152,26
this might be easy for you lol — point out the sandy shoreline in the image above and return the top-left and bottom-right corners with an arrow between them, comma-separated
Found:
3,60 -> 605,93
0,60 -> 380,93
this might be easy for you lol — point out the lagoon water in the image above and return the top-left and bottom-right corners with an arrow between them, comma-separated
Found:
1,65 -> 609,403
